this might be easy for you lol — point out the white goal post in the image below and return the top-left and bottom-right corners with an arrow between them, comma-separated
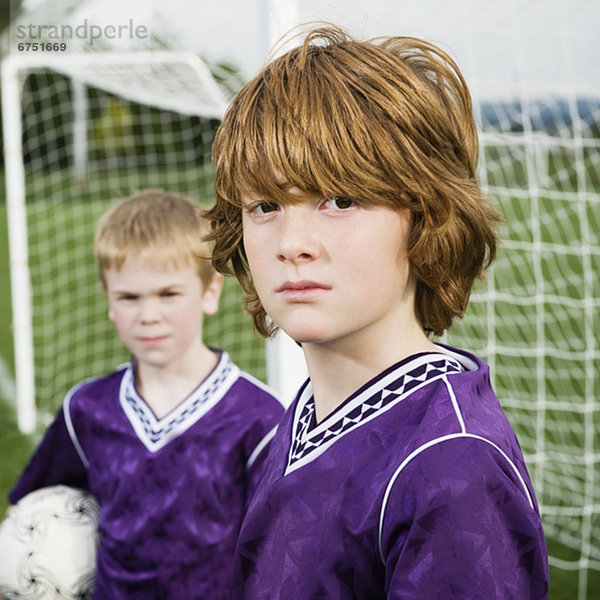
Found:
2,51 -> 226,434
2,50 -> 306,435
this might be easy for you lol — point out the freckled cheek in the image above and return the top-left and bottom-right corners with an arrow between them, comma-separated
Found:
349,235 -> 409,291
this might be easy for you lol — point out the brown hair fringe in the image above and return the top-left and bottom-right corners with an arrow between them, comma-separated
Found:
206,25 -> 500,337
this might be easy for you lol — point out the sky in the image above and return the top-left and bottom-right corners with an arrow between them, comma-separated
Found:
16,0 -> 600,100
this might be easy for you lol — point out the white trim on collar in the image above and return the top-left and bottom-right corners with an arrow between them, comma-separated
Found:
119,351 -> 240,453
285,352 -> 464,475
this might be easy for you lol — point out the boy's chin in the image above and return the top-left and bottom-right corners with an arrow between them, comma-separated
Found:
269,312 -> 345,347
278,327 -> 333,347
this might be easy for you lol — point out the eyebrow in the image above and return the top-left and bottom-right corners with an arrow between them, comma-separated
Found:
110,283 -> 183,295
111,290 -> 138,297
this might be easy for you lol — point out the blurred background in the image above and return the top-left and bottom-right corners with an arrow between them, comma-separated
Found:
0,1 -> 598,598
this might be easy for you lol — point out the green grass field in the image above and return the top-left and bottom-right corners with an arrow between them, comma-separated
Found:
0,197 -> 40,521
0,161 -> 598,597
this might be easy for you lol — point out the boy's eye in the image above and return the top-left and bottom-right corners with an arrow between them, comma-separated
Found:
160,290 -> 179,297
119,294 -> 138,301
325,196 -> 355,210
251,201 -> 280,215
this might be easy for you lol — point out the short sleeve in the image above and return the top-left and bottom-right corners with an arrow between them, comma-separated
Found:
8,404 -> 89,505
380,436 -> 549,600
244,424 -> 279,504
237,375 -> 285,507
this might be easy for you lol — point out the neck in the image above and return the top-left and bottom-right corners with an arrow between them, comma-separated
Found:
135,343 -> 218,419
302,321 -> 437,424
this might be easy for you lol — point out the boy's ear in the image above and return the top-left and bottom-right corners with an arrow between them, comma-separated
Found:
201,272 -> 224,316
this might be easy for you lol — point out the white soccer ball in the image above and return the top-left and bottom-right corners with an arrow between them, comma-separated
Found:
0,485 -> 99,600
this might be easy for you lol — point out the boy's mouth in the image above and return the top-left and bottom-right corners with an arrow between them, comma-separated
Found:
276,280 -> 331,301
138,335 -> 168,344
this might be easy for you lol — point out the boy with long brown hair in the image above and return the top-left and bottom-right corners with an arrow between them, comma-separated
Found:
207,25 -> 549,599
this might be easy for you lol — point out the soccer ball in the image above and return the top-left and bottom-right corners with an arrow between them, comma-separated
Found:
0,486 -> 99,600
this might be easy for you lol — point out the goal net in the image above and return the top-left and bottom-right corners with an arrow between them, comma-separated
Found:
449,94 -> 600,599
433,14 -> 599,600
2,51 -> 269,433
3,1 -> 599,597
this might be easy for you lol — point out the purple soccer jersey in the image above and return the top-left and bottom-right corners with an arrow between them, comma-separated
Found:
231,345 -> 549,600
9,351 -> 284,600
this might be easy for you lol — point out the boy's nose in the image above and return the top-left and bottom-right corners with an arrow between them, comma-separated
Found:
138,298 -> 161,324
277,206 -> 321,265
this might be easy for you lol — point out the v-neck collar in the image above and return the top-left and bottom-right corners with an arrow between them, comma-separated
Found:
285,349 -> 469,475
119,351 -> 240,453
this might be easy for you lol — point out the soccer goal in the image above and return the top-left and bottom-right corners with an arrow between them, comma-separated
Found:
442,54 -> 600,600
446,93 -> 600,599
1,50 -> 281,434
3,4 -> 600,597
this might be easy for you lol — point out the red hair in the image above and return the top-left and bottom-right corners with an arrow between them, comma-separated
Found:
206,25 -> 499,337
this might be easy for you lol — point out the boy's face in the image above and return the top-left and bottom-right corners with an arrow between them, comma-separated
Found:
103,256 -> 222,371
241,190 -> 418,351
